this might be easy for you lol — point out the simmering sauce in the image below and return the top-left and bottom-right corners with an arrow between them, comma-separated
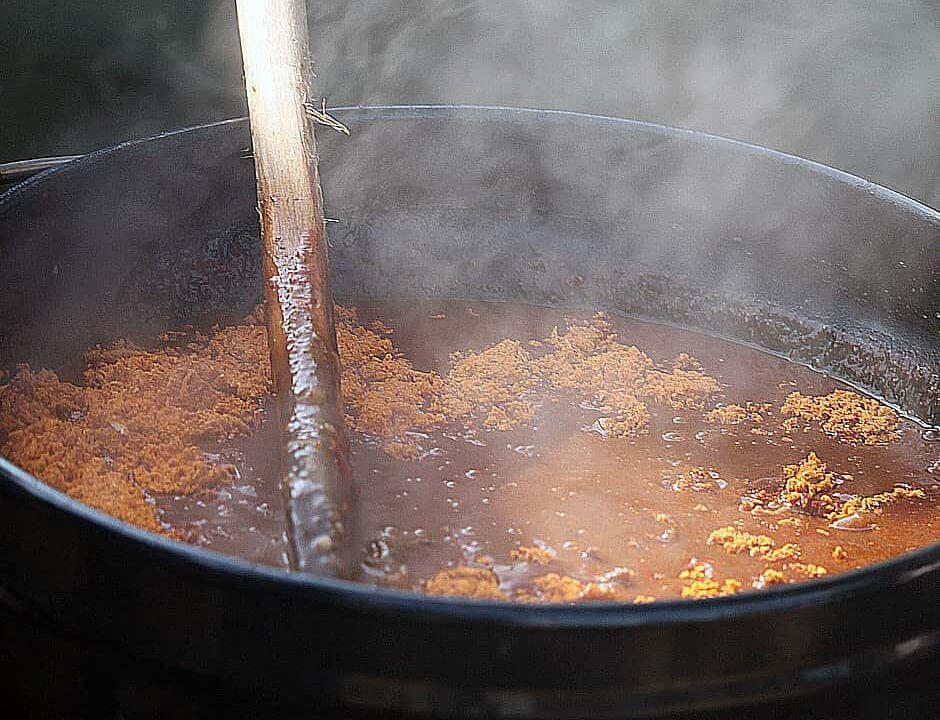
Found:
2,300 -> 938,602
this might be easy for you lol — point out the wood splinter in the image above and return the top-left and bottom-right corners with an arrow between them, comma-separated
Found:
236,0 -> 352,575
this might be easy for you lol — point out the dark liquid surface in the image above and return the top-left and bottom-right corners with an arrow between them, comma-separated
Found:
159,300 -> 940,600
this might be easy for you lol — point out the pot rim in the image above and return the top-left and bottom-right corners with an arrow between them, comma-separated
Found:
4,105 -> 937,219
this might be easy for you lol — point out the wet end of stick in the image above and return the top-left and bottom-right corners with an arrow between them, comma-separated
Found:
283,409 -> 352,573
278,336 -> 354,575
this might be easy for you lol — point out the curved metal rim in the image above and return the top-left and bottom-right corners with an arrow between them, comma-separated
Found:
0,155 -> 84,185
1,104 -> 938,631
3,105 -> 937,220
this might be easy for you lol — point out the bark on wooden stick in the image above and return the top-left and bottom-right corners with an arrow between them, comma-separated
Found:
236,0 -> 352,575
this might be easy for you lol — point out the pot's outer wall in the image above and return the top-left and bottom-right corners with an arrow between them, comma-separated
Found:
0,107 -> 938,717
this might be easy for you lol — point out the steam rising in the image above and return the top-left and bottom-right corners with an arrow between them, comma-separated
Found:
2,0 -> 937,205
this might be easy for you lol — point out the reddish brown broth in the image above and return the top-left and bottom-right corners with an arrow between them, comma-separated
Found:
4,299 -> 939,601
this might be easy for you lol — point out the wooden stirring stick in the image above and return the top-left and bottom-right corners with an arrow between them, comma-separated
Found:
236,0 -> 352,575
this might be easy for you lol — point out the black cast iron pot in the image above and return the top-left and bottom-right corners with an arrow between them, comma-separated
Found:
0,106 -> 938,719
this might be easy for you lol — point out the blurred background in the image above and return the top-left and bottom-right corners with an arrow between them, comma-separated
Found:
1,0 -> 938,206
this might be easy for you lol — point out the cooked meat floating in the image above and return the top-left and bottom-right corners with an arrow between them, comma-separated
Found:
3,301 -> 936,601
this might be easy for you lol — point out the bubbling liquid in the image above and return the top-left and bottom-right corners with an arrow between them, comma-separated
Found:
3,300 -> 938,602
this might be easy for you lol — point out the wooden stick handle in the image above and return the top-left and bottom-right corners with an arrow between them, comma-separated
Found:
236,0 -> 352,575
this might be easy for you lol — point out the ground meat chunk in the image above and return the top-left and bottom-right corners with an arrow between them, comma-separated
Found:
781,390 -> 900,445
425,567 -> 506,600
